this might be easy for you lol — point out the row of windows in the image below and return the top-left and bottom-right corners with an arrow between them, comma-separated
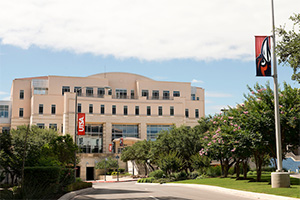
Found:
78,104 -> 185,117
19,104 -> 56,117
18,104 -> 199,118
61,86 -> 182,99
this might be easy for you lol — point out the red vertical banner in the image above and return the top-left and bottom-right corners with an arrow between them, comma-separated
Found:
255,36 -> 272,76
109,144 -> 112,152
120,138 -> 123,146
77,113 -> 85,135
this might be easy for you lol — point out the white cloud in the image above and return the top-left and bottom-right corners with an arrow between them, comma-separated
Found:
1,96 -> 10,100
191,79 -> 204,84
0,0 -> 299,61
0,91 -> 8,95
206,91 -> 233,98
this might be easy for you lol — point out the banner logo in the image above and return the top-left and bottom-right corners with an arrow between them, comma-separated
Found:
77,113 -> 85,135
109,144 -> 112,152
255,36 -> 272,76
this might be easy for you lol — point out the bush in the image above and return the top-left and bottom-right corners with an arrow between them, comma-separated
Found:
119,168 -> 125,173
66,181 -> 92,192
24,166 -> 61,186
59,168 -> 75,192
111,171 -> 120,176
173,171 -> 188,181
137,177 -> 155,183
149,170 -> 164,179
228,167 -> 235,175
205,165 -> 221,177
189,171 -> 199,179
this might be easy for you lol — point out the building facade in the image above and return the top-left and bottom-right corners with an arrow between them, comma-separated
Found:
3,72 -> 205,180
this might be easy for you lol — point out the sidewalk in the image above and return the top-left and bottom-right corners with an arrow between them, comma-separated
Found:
87,175 -> 138,183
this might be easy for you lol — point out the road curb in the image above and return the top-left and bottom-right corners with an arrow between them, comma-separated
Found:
165,183 -> 299,200
87,179 -> 138,183
57,187 -> 94,200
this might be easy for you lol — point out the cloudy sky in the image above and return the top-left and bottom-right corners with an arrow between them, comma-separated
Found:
0,0 -> 299,115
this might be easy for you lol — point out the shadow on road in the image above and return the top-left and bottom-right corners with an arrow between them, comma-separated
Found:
76,188 -> 191,200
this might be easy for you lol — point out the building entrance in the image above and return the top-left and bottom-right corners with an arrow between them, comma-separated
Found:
86,167 -> 94,180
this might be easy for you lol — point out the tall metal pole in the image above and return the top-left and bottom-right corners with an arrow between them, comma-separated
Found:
74,90 -> 78,182
271,0 -> 283,172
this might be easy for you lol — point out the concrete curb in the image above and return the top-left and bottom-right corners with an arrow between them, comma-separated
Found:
164,183 -> 300,200
87,179 -> 138,183
57,187 -> 94,200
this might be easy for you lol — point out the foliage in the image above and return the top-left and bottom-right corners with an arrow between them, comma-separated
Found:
156,151 -> 184,175
137,177 -> 155,183
66,181 -> 92,192
205,165 -> 222,177
95,157 -> 118,169
173,171 -> 188,181
149,170 -> 164,179
0,125 -> 79,184
276,13 -> 300,83
188,171 -> 200,179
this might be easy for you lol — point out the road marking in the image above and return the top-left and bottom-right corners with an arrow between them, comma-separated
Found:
150,196 -> 159,200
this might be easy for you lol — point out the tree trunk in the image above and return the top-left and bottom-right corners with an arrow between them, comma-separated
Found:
235,159 -> 240,179
220,158 -> 224,176
243,159 -> 248,179
254,152 -> 263,182
223,159 -> 229,177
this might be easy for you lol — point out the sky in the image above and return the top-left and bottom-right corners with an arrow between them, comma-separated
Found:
0,0 -> 299,115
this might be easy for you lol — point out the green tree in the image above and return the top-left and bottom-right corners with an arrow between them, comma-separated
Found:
156,151 -> 184,175
95,157 -> 118,169
276,13 -> 300,83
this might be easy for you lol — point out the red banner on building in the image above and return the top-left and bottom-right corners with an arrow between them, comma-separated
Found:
77,113 -> 85,135
109,144 -> 112,152
255,36 -> 272,77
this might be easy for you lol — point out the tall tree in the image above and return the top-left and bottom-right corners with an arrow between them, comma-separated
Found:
276,13 -> 300,83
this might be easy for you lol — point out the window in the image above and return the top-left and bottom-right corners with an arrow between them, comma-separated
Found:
142,90 -> 149,98
37,123 -> 45,129
116,89 -> 127,99
78,103 -> 82,113
158,106 -> 163,116
100,105 -> 105,114
74,87 -> 82,96
112,105 -> 116,115
124,106 -> 128,115
62,86 -> 70,95
163,91 -> 170,99
86,87 -> 93,97
147,125 -> 172,141
19,108 -> 23,117
34,87 -> 48,95
51,104 -> 56,115
131,90 -> 135,99
85,124 -> 103,136
108,89 -> 112,95
97,88 -> 105,97
185,109 -> 189,118
170,106 -> 174,116
197,97 -> 200,100
152,90 -> 159,99
39,104 -> 43,114
135,106 -> 139,115
173,91 -> 180,97
49,123 -> 57,131
0,105 -> 9,118
89,104 -> 93,114
112,124 -> 139,141
191,94 -> 196,100
147,106 -> 151,116
20,90 -> 24,99
195,109 -> 199,118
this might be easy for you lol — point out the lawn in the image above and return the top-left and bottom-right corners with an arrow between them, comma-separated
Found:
173,173 -> 300,198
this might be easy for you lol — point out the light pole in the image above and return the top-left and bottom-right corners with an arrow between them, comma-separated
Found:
270,0 -> 290,188
104,158 -> 107,181
116,155 -> 120,182
74,88 -> 78,183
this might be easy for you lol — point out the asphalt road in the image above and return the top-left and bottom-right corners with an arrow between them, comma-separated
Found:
71,181 -> 257,200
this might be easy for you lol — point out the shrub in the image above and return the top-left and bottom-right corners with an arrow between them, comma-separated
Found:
205,165 -> 221,177
66,181 -> 92,192
189,171 -> 199,179
119,168 -> 125,173
149,170 -> 164,179
137,177 -> 155,183
59,168 -> 75,192
173,171 -> 188,181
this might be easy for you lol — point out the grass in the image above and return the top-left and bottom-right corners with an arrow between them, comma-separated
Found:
173,172 -> 300,199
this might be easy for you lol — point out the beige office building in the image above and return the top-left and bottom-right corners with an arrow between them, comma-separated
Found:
2,72 -> 204,180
